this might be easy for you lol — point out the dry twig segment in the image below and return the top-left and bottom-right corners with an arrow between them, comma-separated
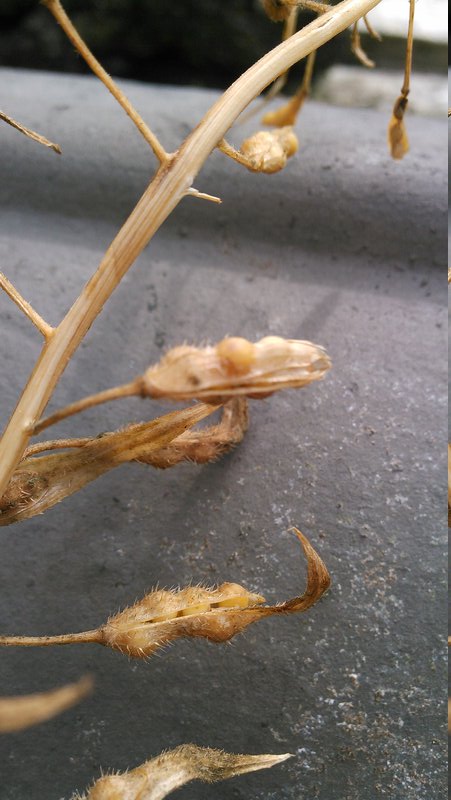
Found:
0,273 -> 54,340
42,0 -> 168,163
0,110 -> 61,154
0,529 -> 330,658
73,745 -> 291,799
0,676 -> 92,733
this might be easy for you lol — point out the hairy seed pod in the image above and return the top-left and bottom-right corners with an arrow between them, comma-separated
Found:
143,335 -> 330,402
74,744 -> 292,799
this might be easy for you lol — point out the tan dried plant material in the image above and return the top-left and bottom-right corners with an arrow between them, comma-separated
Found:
73,744 -> 292,799
239,127 -> 299,173
0,529 -> 331,659
0,676 -> 92,733
34,336 -> 329,435
262,0 -> 330,22
0,404 -> 218,525
263,50 -> 316,128
144,335 -> 330,401
0,110 -> 61,154
387,95 -> 409,160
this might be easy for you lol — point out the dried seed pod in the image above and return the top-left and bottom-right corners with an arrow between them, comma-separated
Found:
143,335 -> 331,402
0,403 -> 218,525
0,676 -> 92,733
0,530 -> 331,660
239,127 -> 299,173
388,95 -> 409,160
74,744 -> 291,799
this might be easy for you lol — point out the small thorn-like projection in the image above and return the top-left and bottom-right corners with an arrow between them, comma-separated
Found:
0,676 -> 92,733
186,187 -> 222,203
0,404 -> 218,525
0,530 -> 331,659
0,110 -> 61,154
0,272 -> 54,339
73,744 -> 292,799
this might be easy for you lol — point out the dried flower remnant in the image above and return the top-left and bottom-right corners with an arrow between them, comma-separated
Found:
0,404 -> 218,525
220,128 -> 298,174
73,745 -> 292,799
0,676 -> 92,733
0,529 -> 330,658
387,0 -> 415,160
388,95 -> 409,160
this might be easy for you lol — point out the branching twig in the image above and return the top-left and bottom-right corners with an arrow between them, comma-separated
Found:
0,110 -> 61,154
0,272 -> 54,340
0,0 -> 384,498
42,0 -> 169,164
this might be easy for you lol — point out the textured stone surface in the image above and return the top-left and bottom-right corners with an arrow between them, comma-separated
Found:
0,69 -> 447,800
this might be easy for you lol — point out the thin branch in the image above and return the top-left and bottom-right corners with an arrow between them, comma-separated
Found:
0,110 -> 61,154
34,379 -> 141,434
0,272 -> 54,340
186,187 -> 222,203
42,0 -> 169,164
401,0 -> 415,99
0,0 -> 384,497
350,20 -> 375,68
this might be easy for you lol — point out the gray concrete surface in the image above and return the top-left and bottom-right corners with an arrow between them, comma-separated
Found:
0,68 -> 447,799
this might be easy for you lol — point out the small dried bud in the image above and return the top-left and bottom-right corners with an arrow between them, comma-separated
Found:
143,335 -> 331,402
0,676 -> 92,733
239,127 -> 298,173
97,528 -> 330,658
388,95 -> 409,160
75,744 -> 292,799
262,0 -> 293,22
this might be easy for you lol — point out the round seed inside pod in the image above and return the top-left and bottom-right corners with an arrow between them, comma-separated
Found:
216,337 -> 256,375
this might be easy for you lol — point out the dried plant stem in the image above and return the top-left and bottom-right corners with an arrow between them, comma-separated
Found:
0,272 -> 54,340
0,110 -> 61,154
0,631 -> 99,648
0,0 -> 383,498
401,0 -> 415,99
0,676 -> 92,733
351,20 -> 375,68
42,0 -> 169,164
35,379 -> 141,434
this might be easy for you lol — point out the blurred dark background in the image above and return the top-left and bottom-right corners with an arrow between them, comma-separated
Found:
0,0 -> 446,91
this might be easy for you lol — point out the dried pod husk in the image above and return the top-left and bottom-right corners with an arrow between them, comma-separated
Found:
0,404 -> 218,525
0,676 -> 92,733
239,127 -> 298,173
136,398 -> 248,469
0,530 -> 330,660
262,0 -> 293,22
98,528 -> 330,658
262,94 -> 305,127
388,95 -> 409,160
142,336 -> 331,403
74,744 -> 291,799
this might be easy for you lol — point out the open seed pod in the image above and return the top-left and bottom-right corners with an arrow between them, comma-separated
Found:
73,744 -> 292,799
143,336 -> 330,402
239,127 -> 299,173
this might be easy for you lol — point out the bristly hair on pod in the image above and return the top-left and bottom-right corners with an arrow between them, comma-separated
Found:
73,744 -> 292,799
